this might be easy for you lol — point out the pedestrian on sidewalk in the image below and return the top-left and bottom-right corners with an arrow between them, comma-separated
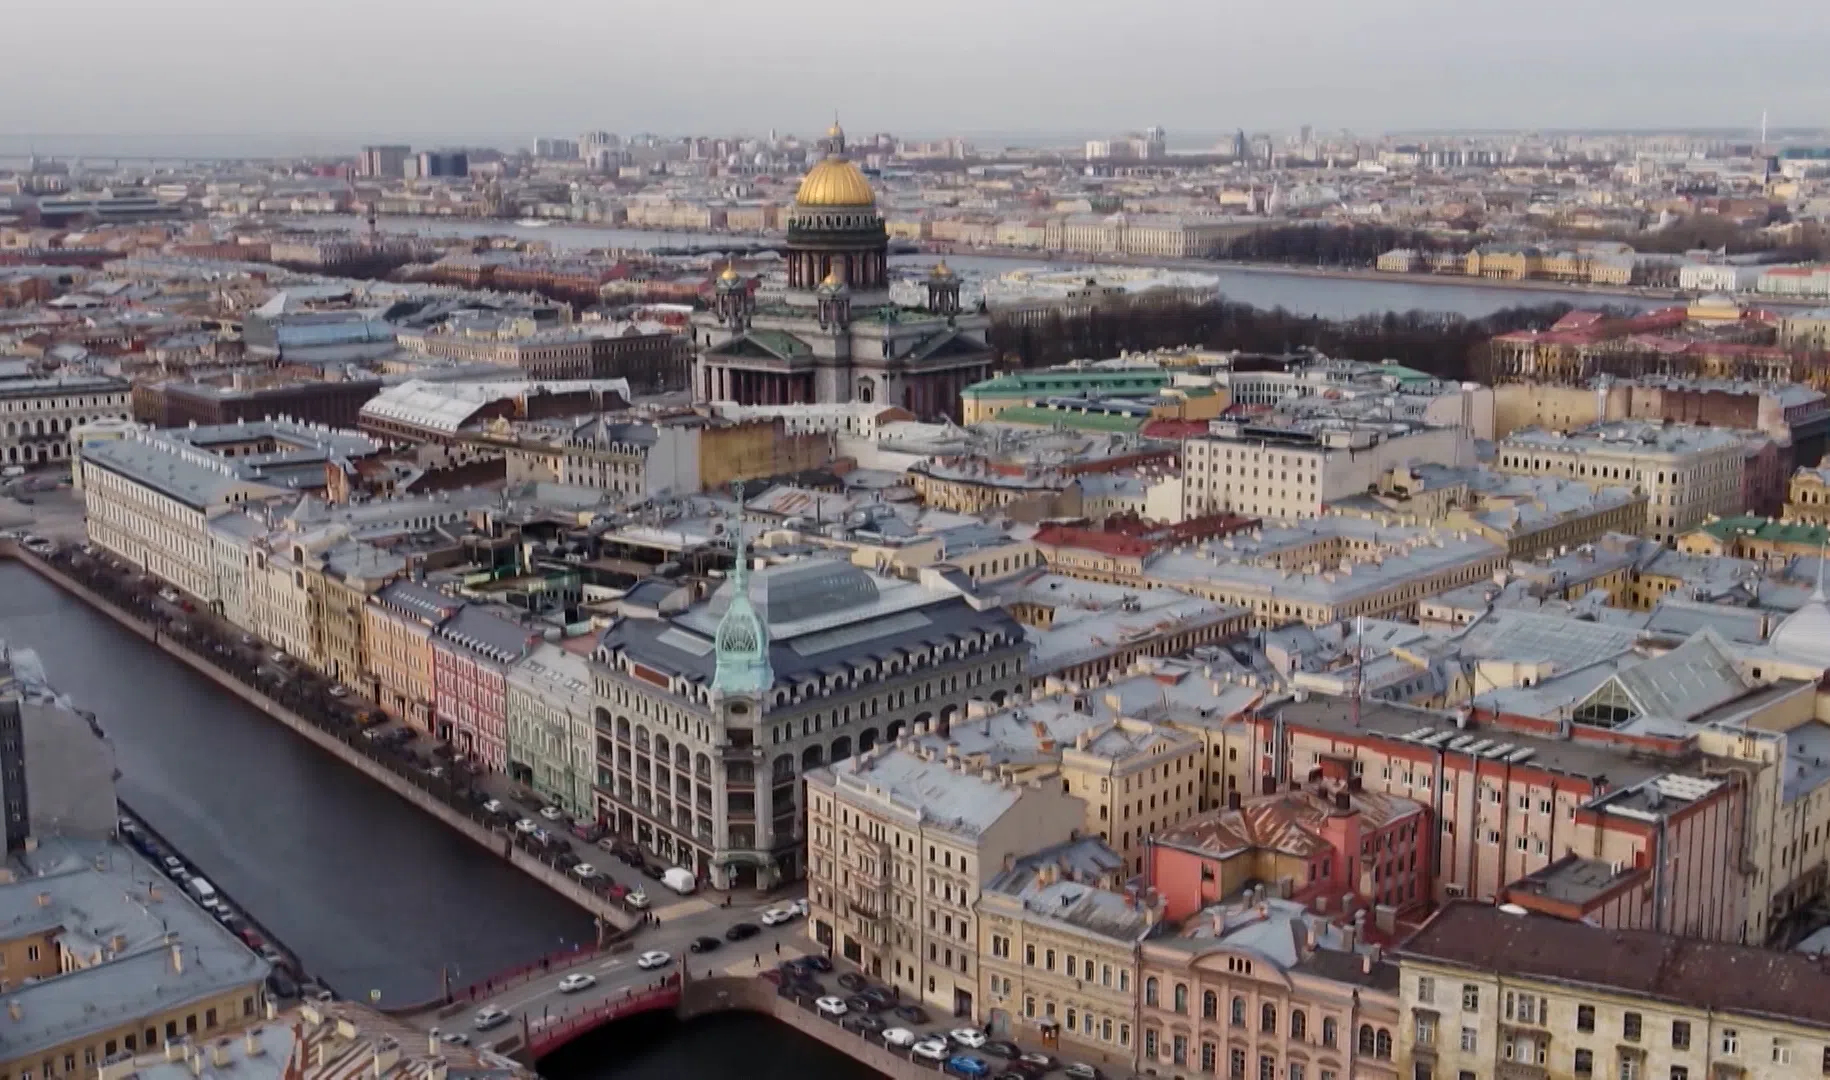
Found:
755,952 -> 761,967
773,941 -> 780,956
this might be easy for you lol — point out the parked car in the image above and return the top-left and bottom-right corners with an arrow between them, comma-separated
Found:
539,805 -> 564,822
571,863 -> 598,880
1018,1053 -> 1056,1072
689,935 -> 722,954
438,1033 -> 469,1047
844,1013 -> 885,1034
815,996 -> 849,1018
838,972 -> 869,992
1061,1065 -> 1100,1080
158,588 -> 180,604
557,973 -> 596,993
513,819 -> 539,835
636,950 -> 672,970
724,922 -> 760,941
859,987 -> 895,1010
882,1028 -> 918,1048
570,821 -> 605,842
789,897 -> 810,917
624,888 -> 650,910
845,995 -> 874,1014
800,955 -> 832,973
895,1004 -> 931,1025
472,1007 -> 510,1030
947,1056 -> 991,1079
949,1029 -> 988,1049
983,1041 -> 1021,1060
912,1039 -> 951,1062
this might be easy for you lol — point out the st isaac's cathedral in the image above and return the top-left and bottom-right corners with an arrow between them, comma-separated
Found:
690,123 -> 995,419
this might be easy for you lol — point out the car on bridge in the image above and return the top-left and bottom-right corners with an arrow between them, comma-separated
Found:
473,1006 -> 510,1031
815,996 -> 848,1018
571,862 -> 598,880
636,950 -> 672,970
949,1028 -> 988,1049
1062,1065 -> 1100,1080
539,805 -> 565,822
558,973 -> 597,994
882,1028 -> 917,1048
514,818 -> 539,834
625,888 -> 650,909
947,1056 -> 991,1079
912,1039 -> 950,1062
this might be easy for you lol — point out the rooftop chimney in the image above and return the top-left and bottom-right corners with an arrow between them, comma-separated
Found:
211,1040 -> 233,1069
5,1001 -> 19,1023
1362,944 -> 1384,974
170,943 -> 184,974
1227,790 -> 1241,811
244,1029 -> 265,1057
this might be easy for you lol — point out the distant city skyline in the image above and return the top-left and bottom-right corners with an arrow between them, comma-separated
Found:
5,0 -> 1826,154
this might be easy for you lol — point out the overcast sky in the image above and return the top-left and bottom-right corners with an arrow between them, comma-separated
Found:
6,0 -> 1826,152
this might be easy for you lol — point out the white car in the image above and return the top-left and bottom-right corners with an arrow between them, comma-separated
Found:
912,1039 -> 951,1061
158,588 -> 180,604
882,1028 -> 917,1048
514,819 -> 538,834
329,686 -> 348,699
789,897 -> 810,917
760,906 -> 796,926
162,855 -> 184,873
571,863 -> 598,880
815,996 -> 849,1018
438,1033 -> 469,1047
949,1028 -> 988,1049
482,799 -> 505,815
636,950 -> 672,971
472,1006 -> 510,1030
625,888 -> 650,910
557,973 -> 596,993
539,806 -> 564,821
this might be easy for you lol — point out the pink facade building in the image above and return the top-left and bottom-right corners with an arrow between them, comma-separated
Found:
1139,895 -> 1401,1080
430,606 -> 540,771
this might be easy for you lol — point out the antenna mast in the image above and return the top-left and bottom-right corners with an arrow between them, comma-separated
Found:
1350,613 -> 1365,727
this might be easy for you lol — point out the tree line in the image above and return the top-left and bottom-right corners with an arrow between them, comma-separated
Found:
988,297 -> 1574,384
1217,224 -> 1472,266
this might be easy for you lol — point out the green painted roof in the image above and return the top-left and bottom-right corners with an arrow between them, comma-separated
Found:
993,406 -> 1145,433
963,369 -> 1173,400
1372,364 -> 1437,385
1699,515 -> 1830,546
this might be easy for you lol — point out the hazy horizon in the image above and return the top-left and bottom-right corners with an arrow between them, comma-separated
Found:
4,0 -> 1826,155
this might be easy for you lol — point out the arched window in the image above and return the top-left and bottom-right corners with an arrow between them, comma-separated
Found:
1173,984 -> 1187,1014
1290,1009 -> 1306,1041
1358,1025 -> 1375,1056
1201,991 -> 1218,1020
1261,1003 -> 1276,1034
1144,978 -> 1159,1008
1231,996 -> 1245,1026
1375,1029 -> 1392,1060
1322,1017 -> 1337,1048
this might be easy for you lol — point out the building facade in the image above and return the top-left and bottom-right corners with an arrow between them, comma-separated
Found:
506,643 -> 596,817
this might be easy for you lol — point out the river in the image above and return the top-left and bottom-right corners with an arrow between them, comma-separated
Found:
279,214 -> 1648,321
0,563 -> 595,1005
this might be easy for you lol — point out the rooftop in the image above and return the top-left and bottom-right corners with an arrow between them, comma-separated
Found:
1399,901 -> 1830,1028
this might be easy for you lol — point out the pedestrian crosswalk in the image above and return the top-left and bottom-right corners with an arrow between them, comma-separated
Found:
653,897 -> 715,923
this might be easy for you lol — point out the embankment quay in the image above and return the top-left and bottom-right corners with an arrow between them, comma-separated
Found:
0,553 -> 603,1004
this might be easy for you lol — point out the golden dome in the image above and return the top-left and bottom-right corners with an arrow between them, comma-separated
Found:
820,269 -> 846,289
718,265 -> 740,282
929,260 -> 954,279
795,156 -> 875,208
827,121 -> 844,139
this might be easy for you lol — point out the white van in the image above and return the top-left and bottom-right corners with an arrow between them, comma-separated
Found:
661,867 -> 696,895
186,877 -> 219,906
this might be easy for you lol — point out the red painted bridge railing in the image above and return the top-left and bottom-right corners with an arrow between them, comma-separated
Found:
526,983 -> 680,1059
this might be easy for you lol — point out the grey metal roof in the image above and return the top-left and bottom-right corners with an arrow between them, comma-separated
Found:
0,841 -> 269,1061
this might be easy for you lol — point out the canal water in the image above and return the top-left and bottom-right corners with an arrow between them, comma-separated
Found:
281,214 -> 1642,321
0,563 -> 595,1005
541,1011 -> 882,1080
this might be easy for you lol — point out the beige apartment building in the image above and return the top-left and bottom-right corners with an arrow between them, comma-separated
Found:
81,437 -> 280,603
805,745 -> 1083,1015
1399,903 -> 1830,1080
1181,421 -> 1471,521
976,838 -> 1155,1064
1057,718 -> 1206,877
1494,422 -> 1745,543
362,579 -> 462,728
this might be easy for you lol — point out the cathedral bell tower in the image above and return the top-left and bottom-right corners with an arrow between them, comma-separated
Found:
713,265 -> 752,331
925,260 -> 961,315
